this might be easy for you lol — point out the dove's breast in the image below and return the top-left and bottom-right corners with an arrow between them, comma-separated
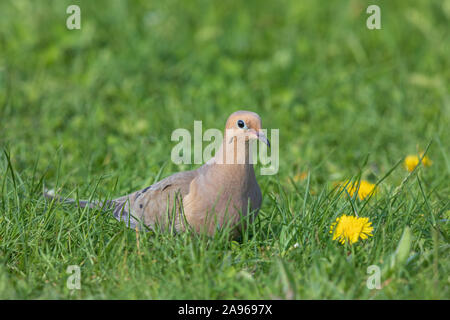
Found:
183,164 -> 262,237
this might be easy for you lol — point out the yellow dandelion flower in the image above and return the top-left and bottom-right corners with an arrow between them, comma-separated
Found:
404,153 -> 432,172
341,180 -> 377,200
330,214 -> 373,244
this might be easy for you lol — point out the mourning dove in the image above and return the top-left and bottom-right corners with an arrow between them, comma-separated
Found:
45,110 -> 270,237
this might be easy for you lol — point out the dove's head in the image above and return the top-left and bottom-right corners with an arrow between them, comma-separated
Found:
225,110 -> 270,147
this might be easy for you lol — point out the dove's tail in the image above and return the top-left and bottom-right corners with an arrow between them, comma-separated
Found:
43,189 -> 137,229
43,189 -> 110,209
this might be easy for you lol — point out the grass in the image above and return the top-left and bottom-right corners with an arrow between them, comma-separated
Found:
0,0 -> 449,299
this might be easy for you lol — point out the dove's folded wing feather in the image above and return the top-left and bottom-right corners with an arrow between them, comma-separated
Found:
111,170 -> 198,231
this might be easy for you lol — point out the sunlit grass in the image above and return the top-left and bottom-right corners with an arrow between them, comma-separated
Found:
0,0 -> 448,299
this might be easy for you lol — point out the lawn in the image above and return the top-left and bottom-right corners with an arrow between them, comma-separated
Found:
0,0 -> 449,299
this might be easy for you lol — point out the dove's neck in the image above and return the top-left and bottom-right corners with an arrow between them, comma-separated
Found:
207,137 -> 255,182
213,136 -> 255,165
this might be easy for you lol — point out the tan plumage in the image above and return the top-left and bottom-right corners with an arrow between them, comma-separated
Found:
45,110 -> 269,238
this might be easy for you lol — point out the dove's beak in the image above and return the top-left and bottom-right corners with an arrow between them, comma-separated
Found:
249,129 -> 270,148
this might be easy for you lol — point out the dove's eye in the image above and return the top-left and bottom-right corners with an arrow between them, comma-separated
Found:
237,120 -> 246,129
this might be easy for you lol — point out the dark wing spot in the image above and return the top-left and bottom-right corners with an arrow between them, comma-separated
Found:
139,204 -> 143,209
142,186 -> 151,193
162,184 -> 171,191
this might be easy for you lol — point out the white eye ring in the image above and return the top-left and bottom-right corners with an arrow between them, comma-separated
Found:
237,119 -> 247,129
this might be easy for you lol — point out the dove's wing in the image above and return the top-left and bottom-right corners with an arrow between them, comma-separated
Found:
111,169 -> 198,231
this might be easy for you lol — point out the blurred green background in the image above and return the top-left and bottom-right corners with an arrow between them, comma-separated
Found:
0,0 -> 448,299
1,0 -> 448,185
